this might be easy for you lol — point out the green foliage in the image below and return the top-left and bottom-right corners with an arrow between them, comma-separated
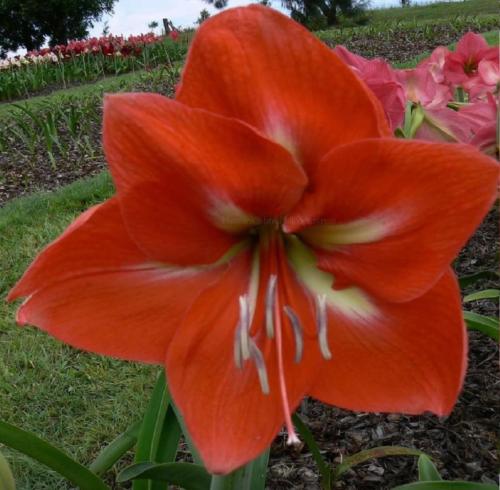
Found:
283,0 -> 369,27
369,0 -> 498,23
0,421 -> 109,489
0,0 -> 116,54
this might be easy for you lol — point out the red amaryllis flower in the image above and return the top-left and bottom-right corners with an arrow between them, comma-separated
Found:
8,6 -> 499,474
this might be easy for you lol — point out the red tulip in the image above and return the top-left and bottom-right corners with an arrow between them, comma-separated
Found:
8,6 -> 499,474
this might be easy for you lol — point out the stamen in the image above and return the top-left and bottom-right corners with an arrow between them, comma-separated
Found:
233,325 -> 243,369
239,295 -> 251,360
265,275 -> 278,338
316,294 -> 332,360
283,305 -> 304,363
249,340 -> 270,395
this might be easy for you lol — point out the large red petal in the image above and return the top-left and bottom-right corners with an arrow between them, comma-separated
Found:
309,270 -> 466,416
8,198 -> 224,363
285,139 -> 498,302
8,198 -> 147,300
166,250 -> 319,474
177,6 -> 390,176
103,93 -> 306,216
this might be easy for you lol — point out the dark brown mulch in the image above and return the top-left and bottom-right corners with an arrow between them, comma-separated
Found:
321,23 -> 500,63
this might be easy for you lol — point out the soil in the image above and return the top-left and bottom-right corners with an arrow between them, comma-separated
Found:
1,33 -> 499,490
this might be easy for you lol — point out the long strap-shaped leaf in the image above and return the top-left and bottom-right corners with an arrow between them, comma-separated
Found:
209,449 -> 270,490
392,482 -> 497,490
133,371 -> 171,490
118,462 -> 211,490
0,450 -> 15,490
0,420 -> 109,490
332,446 -> 427,481
90,420 -> 141,475
418,455 -> 442,481
292,413 -> 331,489
463,311 -> 499,341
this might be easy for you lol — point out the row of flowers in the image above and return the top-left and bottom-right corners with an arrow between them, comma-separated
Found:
335,31 -> 498,157
0,32 -> 180,70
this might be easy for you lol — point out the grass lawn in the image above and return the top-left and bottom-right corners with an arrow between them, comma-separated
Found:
0,172 -> 159,489
369,0 -> 499,22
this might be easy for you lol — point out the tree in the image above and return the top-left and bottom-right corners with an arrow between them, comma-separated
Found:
148,20 -> 159,31
281,0 -> 368,27
0,0 -> 116,55
102,20 -> 110,36
203,0 -> 228,9
196,9 -> 211,25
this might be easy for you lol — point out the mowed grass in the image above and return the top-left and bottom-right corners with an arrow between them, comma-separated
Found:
369,0 -> 499,23
0,172 -> 158,489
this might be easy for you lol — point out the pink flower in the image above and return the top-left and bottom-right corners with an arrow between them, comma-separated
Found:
418,46 -> 450,84
400,67 -> 453,109
335,46 -> 405,130
444,32 -> 498,87
459,95 -> 498,156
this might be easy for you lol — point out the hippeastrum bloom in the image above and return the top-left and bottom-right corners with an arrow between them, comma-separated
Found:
335,45 -> 406,130
443,32 -> 498,89
8,6 -> 499,474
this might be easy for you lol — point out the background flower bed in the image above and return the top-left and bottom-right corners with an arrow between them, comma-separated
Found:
0,1 -> 498,488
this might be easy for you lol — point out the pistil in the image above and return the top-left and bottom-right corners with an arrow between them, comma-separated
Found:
274,281 -> 300,445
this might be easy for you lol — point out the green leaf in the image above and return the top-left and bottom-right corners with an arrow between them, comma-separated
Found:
458,270 -> 499,288
133,371 -> 171,490
0,420 -> 109,490
209,450 -> 269,490
463,289 -> 500,302
151,405 -> 182,490
0,450 -> 16,490
118,462 -> 210,490
89,420 -> 141,475
292,413 -> 331,489
332,446 -> 426,481
171,401 -> 203,466
392,482 -> 497,490
463,311 -> 499,341
418,455 -> 442,481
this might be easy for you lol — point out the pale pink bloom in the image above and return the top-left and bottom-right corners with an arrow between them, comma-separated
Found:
418,46 -> 450,84
414,106 -> 472,143
467,59 -> 500,100
478,59 -> 500,85
400,67 -> 453,109
334,45 -> 406,129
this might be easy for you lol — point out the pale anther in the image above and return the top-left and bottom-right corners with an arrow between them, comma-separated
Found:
283,305 -> 304,363
249,340 -> 270,395
265,274 -> 277,338
239,295 -> 251,360
316,294 -> 332,360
